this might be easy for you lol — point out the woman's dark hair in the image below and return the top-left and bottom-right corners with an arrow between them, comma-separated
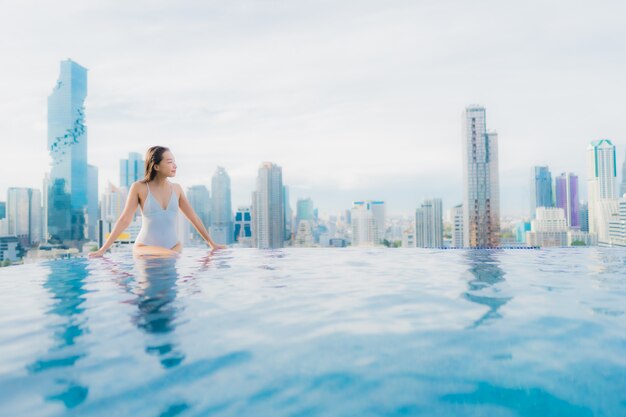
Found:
142,146 -> 170,183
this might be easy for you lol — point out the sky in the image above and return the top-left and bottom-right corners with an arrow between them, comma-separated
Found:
1,0 -> 625,217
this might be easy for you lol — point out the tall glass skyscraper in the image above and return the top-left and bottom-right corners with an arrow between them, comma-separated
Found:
587,139 -> 618,243
47,59 -> 97,245
462,105 -> 500,248
415,198 -> 443,248
555,172 -> 580,228
252,162 -> 284,249
530,166 -> 553,216
210,167 -> 233,245
120,152 -> 144,187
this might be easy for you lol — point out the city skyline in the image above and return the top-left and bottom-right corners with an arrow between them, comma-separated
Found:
2,2 -> 626,216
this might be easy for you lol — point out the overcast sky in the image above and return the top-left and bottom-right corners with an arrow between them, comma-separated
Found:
1,0 -> 625,217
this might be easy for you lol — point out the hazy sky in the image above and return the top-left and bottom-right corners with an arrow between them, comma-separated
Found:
1,0 -> 625,217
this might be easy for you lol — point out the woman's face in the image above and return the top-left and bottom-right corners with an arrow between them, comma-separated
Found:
156,150 -> 177,177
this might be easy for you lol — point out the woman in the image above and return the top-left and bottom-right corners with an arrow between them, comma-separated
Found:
89,146 -> 225,258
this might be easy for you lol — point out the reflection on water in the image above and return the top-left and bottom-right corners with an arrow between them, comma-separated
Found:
130,256 -> 185,369
463,250 -> 512,328
27,258 -> 90,409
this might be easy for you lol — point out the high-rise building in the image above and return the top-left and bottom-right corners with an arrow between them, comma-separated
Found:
451,204 -> 464,248
186,185 -> 211,242
284,186 -> 293,242
87,164 -> 99,240
296,198 -> 315,229
579,202 -> 589,232
353,201 -> 385,243
530,166 -> 553,216
526,207 -> 568,247
351,202 -> 379,246
210,167 -> 233,245
415,198 -> 443,248
7,188 -> 41,247
234,206 -> 252,244
620,150 -> 626,197
587,139 -> 618,244
294,220 -> 315,247
120,152 -> 144,188
253,162 -> 284,249
608,196 -> 626,246
462,105 -> 500,248
47,59 -> 94,246
0,202 -> 5,220
555,172 -> 580,228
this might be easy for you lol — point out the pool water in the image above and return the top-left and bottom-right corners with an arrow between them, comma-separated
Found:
0,248 -> 625,416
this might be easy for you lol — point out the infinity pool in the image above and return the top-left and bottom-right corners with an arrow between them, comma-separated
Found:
0,248 -> 625,416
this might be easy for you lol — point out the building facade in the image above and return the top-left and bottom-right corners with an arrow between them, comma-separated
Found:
7,188 -> 41,247
415,198 -> 443,248
530,166 -> 553,216
253,162 -> 285,249
120,152 -> 144,188
47,59 -> 97,246
587,139 -> 618,244
462,105 -> 500,248
555,172 -> 580,228
210,167 -> 233,245
187,185 -> 211,242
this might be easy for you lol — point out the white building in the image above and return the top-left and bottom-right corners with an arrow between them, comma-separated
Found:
353,201 -> 385,244
462,105 -> 500,248
587,139 -> 618,244
253,162 -> 285,249
526,207 -> 568,247
294,220 -> 315,247
450,204 -> 464,248
7,187 -> 41,247
351,202 -> 380,246
608,196 -> 626,247
210,167 -> 233,245
401,227 -> 415,248
415,198 -> 443,248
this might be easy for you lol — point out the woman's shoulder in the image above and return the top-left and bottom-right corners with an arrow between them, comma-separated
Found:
170,182 -> 184,195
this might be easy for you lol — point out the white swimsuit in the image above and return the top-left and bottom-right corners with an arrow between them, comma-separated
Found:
135,183 -> 179,248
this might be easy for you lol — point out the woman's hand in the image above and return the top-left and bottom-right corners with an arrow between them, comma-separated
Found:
88,248 -> 106,258
210,243 -> 227,251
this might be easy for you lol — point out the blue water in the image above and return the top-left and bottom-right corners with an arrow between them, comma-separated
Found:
0,248 -> 625,417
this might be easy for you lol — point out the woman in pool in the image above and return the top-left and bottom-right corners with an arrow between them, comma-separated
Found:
89,146 -> 225,258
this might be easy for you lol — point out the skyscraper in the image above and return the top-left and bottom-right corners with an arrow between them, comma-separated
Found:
0,202 -> 5,220
619,150 -> 626,197
253,162 -> 284,249
415,198 -> 443,248
462,105 -> 500,248
526,207 -> 568,247
210,167 -> 233,245
284,185 -> 293,242
530,166 -> 553,216
451,204 -> 464,248
296,198 -> 315,229
187,185 -> 211,242
587,139 -> 618,244
120,152 -> 144,187
555,172 -> 580,228
47,59 -> 96,245
580,202 -> 589,232
7,188 -> 41,247
353,201 -> 386,243
351,202 -> 379,246
87,164 -> 99,240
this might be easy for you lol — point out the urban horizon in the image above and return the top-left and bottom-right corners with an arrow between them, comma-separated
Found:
2,58 -> 625,219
